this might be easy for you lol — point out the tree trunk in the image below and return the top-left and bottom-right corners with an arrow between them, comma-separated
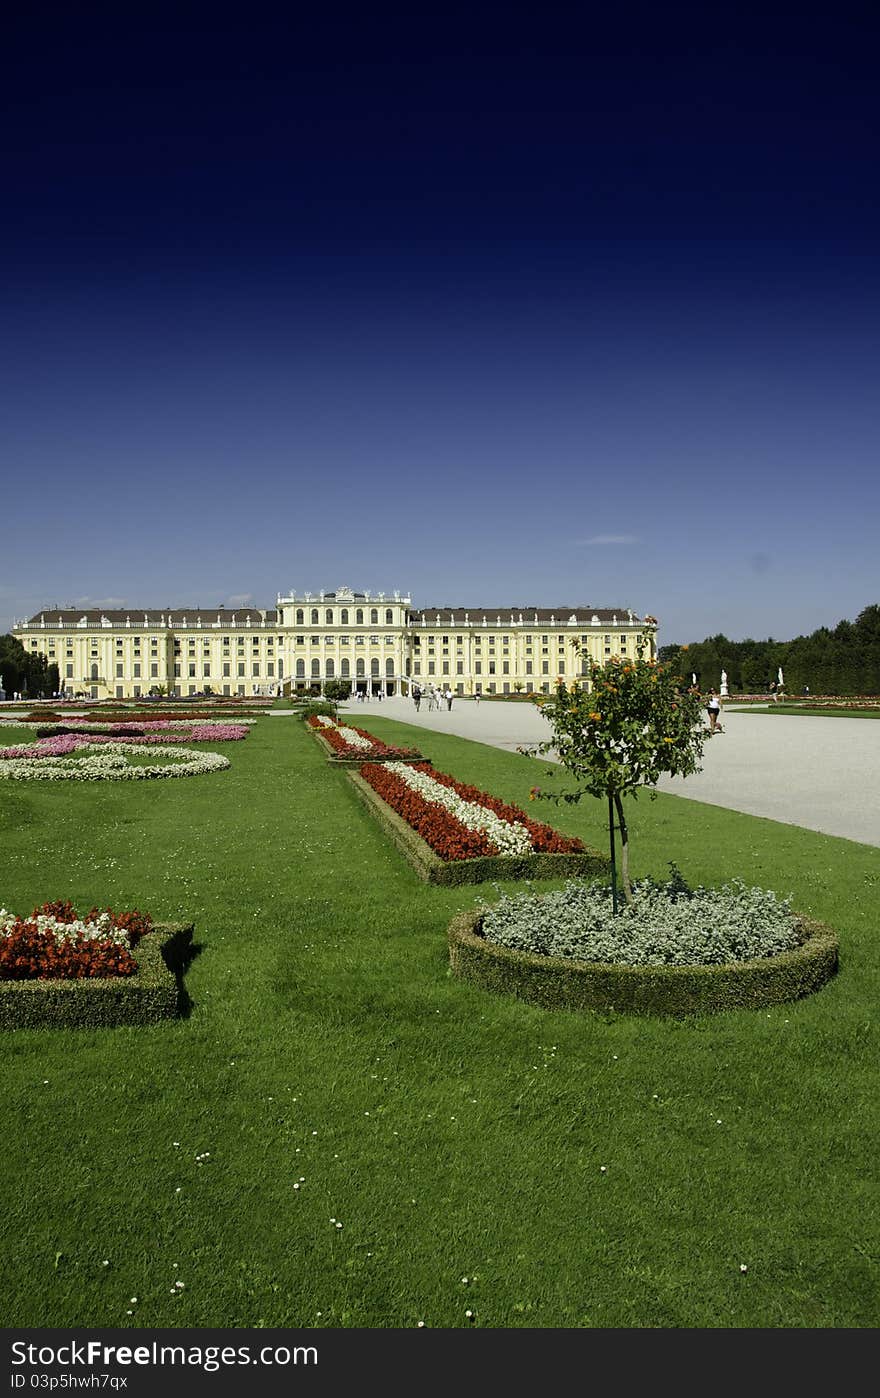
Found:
613,792 -> 633,905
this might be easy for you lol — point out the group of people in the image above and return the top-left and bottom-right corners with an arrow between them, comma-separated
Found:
411,683 -> 453,713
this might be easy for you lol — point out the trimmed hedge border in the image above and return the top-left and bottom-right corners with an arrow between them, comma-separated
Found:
448,907 -> 839,1017
345,768 -> 608,886
308,727 -> 427,765
0,923 -> 194,1031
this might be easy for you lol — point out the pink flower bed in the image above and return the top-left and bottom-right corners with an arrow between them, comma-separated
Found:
0,723 -> 249,759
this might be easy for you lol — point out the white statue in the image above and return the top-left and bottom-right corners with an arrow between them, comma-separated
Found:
720,670 -> 729,696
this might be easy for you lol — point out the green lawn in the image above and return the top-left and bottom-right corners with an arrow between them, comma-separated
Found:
736,704 -> 880,719
1,714 -> 877,1329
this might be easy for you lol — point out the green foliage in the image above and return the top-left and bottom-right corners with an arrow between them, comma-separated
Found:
323,679 -> 352,702
526,651 -> 707,902
450,907 -> 839,1018
479,876 -> 801,966
530,654 -> 707,802
664,602 -> 880,695
0,925 -> 192,1030
0,634 -> 55,698
297,700 -> 338,722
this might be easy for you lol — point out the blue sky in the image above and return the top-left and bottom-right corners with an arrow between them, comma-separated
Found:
2,3 -> 878,645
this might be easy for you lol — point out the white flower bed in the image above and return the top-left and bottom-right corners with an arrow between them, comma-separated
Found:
0,909 -> 131,948
385,762 -> 534,855
0,742 -> 230,781
335,724 -> 374,750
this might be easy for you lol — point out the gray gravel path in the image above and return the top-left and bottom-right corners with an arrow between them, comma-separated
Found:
337,696 -> 880,849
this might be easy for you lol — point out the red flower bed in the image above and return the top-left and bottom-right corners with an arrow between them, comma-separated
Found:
0,901 -> 154,981
307,716 -> 419,759
359,762 -> 585,861
360,762 -> 495,859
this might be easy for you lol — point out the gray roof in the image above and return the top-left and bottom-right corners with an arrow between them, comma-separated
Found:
408,607 -> 643,625
24,608 -> 280,627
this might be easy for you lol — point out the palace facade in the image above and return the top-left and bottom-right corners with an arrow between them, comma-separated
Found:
12,587 -> 657,700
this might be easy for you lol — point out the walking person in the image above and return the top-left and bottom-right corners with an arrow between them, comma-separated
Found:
412,683 -> 422,713
706,689 -> 723,734
444,686 -> 453,711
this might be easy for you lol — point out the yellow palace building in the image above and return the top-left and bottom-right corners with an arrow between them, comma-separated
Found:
12,586 -> 657,701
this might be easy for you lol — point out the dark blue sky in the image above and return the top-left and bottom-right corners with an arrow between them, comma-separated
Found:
3,2 -> 878,642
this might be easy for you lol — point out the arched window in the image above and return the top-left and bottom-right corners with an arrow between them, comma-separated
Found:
278,659 -> 284,677
341,609 -> 349,624
341,658 -> 350,677
356,609 -> 364,624
325,609 -> 333,624
90,663 -> 99,680
385,658 -> 394,676
325,658 -> 335,677
370,608 -> 379,624
311,609 -> 319,625
356,659 -> 365,677
311,659 -> 320,677
296,609 -> 304,625
371,659 -> 380,676
296,659 -> 305,677
385,608 -> 393,624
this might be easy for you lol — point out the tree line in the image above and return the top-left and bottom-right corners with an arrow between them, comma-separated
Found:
0,635 -> 60,699
657,604 -> 880,695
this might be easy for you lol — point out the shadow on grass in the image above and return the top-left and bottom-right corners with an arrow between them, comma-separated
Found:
160,928 -> 203,1019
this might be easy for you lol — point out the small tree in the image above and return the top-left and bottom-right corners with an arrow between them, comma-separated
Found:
524,651 -> 707,907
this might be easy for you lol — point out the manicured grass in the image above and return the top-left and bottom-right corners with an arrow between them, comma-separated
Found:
741,705 -> 880,719
1,715 -> 877,1329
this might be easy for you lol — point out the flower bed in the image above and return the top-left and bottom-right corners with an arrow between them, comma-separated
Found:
0,919 -> 194,1029
306,715 -> 424,763
1,901 -> 153,980
27,720 -> 251,743
0,742 -> 230,781
448,904 -> 839,1017
347,762 -> 607,885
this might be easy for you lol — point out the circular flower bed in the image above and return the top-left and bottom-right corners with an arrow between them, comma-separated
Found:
448,876 -> 839,1017
0,741 -> 230,781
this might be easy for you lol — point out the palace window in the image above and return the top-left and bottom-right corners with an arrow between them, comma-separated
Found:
296,609 -> 304,625
325,609 -> 333,624
385,609 -> 393,624
311,609 -> 319,624
370,609 -> 379,624
341,609 -> 349,624
356,609 -> 364,624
